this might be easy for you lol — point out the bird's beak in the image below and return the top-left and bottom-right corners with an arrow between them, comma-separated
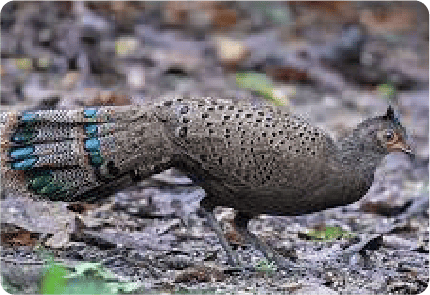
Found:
401,146 -> 413,155
386,133 -> 415,160
387,141 -> 412,154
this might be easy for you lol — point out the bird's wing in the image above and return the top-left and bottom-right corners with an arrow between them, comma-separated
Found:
159,97 -> 331,190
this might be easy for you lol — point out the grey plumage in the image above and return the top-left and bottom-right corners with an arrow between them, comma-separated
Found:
1,97 -> 412,267
157,98 -> 411,218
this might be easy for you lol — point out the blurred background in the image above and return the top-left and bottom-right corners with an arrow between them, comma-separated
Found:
1,2 -> 429,294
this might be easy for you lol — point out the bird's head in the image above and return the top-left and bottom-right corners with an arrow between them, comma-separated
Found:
352,106 -> 413,157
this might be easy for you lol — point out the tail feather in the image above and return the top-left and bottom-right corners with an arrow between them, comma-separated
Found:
1,105 -> 174,202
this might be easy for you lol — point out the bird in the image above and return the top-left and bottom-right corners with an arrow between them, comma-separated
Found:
1,97 -> 413,269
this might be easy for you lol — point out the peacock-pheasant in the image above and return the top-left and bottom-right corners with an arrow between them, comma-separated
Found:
1,97 -> 412,267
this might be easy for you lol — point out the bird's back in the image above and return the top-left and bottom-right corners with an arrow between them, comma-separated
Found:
158,98 -> 348,216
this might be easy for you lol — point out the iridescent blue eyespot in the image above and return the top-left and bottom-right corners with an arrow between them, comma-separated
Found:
12,129 -> 35,142
20,112 -> 37,123
29,174 -> 53,189
85,138 -> 100,151
83,108 -> 111,170
89,151 -> 103,166
38,182 -> 62,195
85,124 -> 98,136
84,108 -> 98,118
10,146 -> 34,159
11,157 -> 37,170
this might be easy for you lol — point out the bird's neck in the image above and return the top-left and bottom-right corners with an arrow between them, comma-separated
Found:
336,134 -> 386,187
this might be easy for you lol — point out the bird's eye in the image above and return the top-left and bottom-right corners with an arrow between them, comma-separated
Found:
386,130 -> 394,140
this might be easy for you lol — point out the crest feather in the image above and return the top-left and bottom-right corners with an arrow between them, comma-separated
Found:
383,106 -> 395,121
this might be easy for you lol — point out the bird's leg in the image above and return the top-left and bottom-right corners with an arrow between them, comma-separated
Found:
197,207 -> 242,269
234,212 -> 300,273
198,207 -> 301,273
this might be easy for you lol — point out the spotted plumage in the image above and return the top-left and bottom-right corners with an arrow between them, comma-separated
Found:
0,97 -> 413,268
1,98 -> 411,214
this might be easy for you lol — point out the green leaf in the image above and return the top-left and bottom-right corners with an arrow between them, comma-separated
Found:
306,226 -> 354,241
41,262 -> 70,294
236,72 -> 285,106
